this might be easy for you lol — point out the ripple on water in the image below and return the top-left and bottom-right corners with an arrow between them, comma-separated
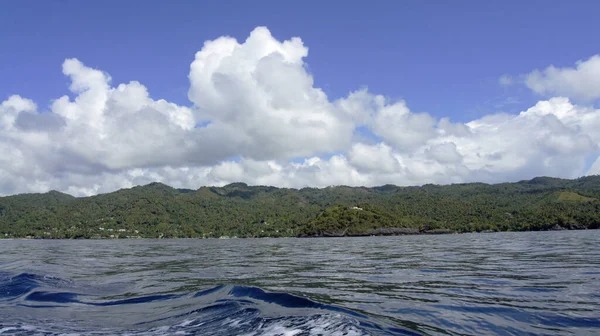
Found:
0,230 -> 599,335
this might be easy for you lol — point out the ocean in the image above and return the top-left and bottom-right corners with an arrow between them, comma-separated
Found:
1,230 -> 599,335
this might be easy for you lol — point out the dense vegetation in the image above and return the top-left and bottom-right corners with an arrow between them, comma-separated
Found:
1,176 -> 599,239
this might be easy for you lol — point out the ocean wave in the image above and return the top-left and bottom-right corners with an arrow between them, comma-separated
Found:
0,272 -> 407,335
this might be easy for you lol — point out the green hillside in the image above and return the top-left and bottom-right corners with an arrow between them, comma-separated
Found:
555,191 -> 596,202
1,176 -> 599,238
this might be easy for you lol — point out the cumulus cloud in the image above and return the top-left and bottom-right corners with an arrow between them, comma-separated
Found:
1,27 -> 600,196
525,54 -> 600,101
426,142 -> 463,164
188,27 -> 354,160
349,143 -> 401,174
588,157 -> 600,176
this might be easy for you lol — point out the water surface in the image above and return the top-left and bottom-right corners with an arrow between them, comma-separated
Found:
1,230 -> 599,335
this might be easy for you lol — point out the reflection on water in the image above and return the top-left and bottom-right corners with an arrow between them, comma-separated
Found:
0,230 -> 599,335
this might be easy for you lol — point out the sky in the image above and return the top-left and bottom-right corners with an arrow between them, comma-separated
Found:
1,0 -> 600,196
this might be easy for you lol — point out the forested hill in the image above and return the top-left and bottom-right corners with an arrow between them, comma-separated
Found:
1,176 -> 600,239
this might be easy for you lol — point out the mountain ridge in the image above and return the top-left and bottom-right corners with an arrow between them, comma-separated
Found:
4,175 -> 599,199
1,175 -> 599,238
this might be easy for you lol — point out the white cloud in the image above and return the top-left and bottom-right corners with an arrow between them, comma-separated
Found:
188,27 -> 354,160
1,95 -> 37,129
588,157 -> 600,176
426,142 -> 463,164
348,143 -> 401,174
525,54 -> 600,101
1,27 -> 600,196
372,100 -> 437,151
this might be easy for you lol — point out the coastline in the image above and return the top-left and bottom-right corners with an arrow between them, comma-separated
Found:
2,226 -> 593,240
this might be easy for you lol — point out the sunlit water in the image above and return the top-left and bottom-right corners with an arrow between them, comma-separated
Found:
1,230 -> 599,335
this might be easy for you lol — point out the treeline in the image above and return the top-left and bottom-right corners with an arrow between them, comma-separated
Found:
0,176 -> 599,239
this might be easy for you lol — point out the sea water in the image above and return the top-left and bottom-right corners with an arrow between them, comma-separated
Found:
1,230 -> 599,335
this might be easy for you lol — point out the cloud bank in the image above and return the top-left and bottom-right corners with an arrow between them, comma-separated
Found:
1,27 -> 600,196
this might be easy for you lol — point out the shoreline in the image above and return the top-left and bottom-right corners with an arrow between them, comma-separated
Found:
2,227 -> 593,240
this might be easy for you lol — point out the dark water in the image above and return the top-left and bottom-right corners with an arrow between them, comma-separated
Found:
1,231 -> 599,335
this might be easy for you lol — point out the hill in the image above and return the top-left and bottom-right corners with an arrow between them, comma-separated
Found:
1,176 -> 599,238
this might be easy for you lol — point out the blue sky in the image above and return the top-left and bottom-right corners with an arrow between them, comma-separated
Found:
1,1 -> 600,195
2,0 -> 599,121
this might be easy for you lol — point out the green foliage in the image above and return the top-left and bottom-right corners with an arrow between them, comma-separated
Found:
299,205 -> 409,236
1,176 -> 599,238
555,191 -> 596,202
